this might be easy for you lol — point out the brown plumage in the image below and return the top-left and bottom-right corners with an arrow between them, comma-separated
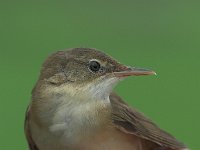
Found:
110,93 -> 186,150
25,48 -> 188,150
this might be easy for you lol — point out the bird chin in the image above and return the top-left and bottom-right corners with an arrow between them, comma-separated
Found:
49,75 -> 121,103
85,76 -> 120,102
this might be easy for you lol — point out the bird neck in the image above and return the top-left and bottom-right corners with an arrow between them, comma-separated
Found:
31,82 -> 112,144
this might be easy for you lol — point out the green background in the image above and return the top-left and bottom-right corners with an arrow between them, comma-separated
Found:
0,0 -> 199,149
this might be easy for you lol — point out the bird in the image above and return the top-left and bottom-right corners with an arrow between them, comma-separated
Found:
25,48 -> 189,150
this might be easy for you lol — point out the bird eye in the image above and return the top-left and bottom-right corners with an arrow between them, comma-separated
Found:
89,60 -> 101,72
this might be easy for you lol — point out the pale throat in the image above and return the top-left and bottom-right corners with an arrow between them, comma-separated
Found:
53,76 -> 120,102
42,77 -> 119,142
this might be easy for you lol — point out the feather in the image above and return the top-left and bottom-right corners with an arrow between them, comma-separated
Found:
110,92 -> 188,150
24,106 -> 39,150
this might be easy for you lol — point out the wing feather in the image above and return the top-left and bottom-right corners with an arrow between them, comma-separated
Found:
110,93 -> 188,150
24,106 -> 39,150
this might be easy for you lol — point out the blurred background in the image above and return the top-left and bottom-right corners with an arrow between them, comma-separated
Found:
0,0 -> 199,149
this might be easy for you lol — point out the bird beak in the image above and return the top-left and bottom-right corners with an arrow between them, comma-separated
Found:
114,67 -> 156,78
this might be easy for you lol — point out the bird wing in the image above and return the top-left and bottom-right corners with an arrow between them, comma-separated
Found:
110,92 -> 187,150
24,105 -> 39,150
